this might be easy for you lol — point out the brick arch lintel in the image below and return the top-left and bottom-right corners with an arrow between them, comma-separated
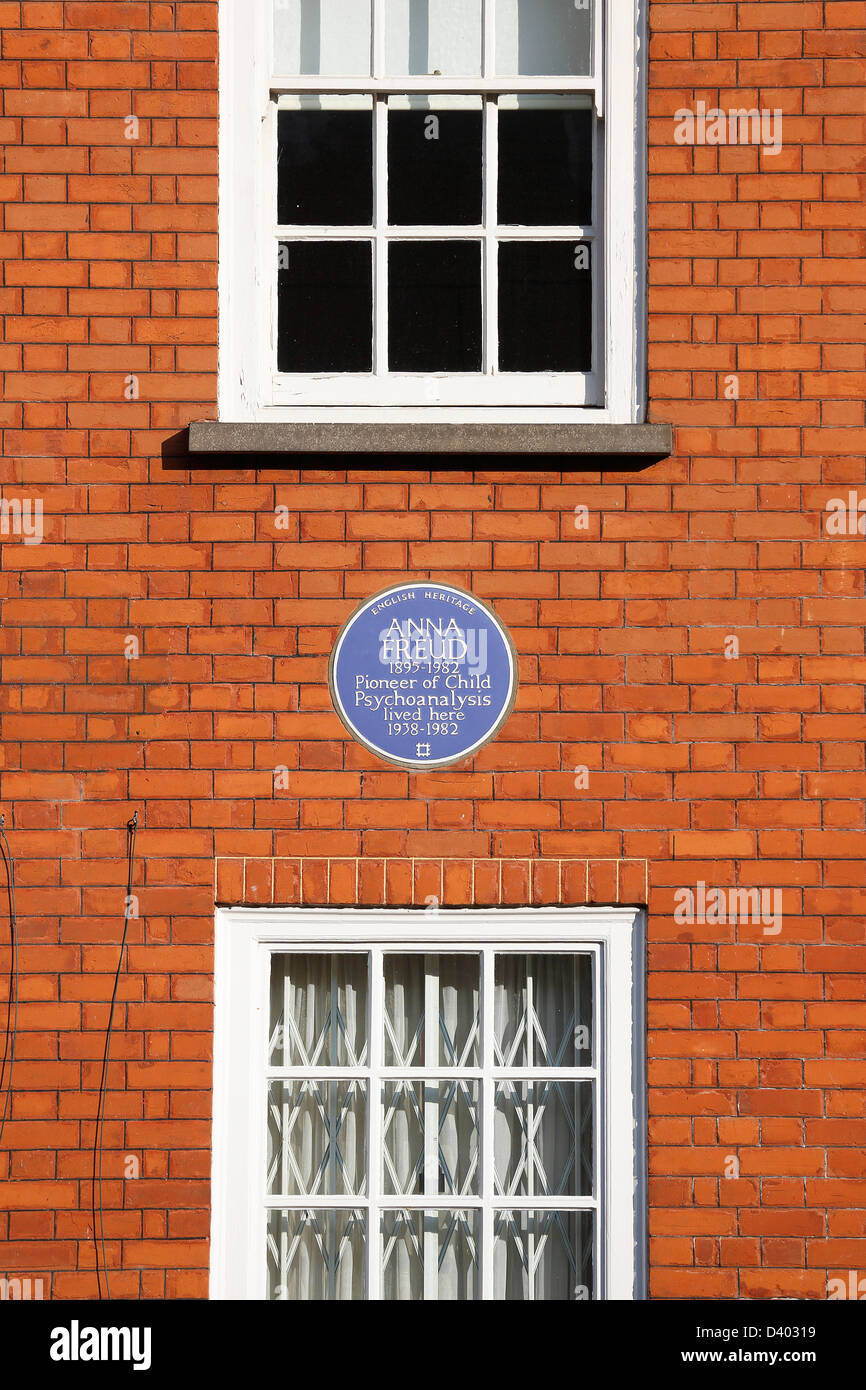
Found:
215,856 -> 649,909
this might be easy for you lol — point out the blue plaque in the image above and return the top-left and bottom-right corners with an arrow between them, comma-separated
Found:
329,582 -> 518,769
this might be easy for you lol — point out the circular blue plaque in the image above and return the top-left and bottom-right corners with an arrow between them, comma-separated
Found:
329,582 -> 518,769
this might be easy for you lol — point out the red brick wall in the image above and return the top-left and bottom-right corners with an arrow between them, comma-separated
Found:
0,1 -> 864,1300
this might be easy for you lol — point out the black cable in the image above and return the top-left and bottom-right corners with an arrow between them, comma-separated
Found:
91,811 -> 138,1300
0,815 -> 18,1157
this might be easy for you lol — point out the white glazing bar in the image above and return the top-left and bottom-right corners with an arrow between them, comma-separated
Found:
372,0 -> 385,78
278,1027 -> 289,1293
482,0 -> 495,80
266,0 -> 276,81
423,955 -> 439,1299
573,961 -> 581,1199
603,0 -> 638,422
526,960 -> 535,1300
481,948 -> 495,1300
270,75 -> 599,94
594,0 -> 604,113
280,1087 -> 289,1200
279,959 -> 290,1202
591,105 -> 603,402
374,96 -> 388,375
368,949 -> 383,1300
280,956 -> 290,1066
328,966 -> 338,1213
265,1066 -> 598,1080
274,227 -> 380,239
245,929 -> 628,950
328,1208 -> 337,1299
482,98 -> 498,375
271,372 -> 600,407
492,225 -> 596,240
274,226 -> 596,240
279,1212 -> 288,1300
373,0 -> 386,377
264,1194 -> 597,1209
594,942 -> 604,1299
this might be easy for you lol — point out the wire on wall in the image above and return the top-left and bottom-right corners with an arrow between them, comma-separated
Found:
0,815 -> 18,1157
91,811 -> 139,1300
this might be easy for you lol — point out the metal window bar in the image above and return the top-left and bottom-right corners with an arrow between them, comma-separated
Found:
264,945 -> 602,1299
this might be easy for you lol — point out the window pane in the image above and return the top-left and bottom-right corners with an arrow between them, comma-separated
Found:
498,97 -> 592,226
389,241 -> 482,371
267,1209 -> 367,1300
438,1079 -> 479,1195
274,0 -> 371,76
267,1079 -> 367,1196
382,1208 -> 424,1299
493,1210 -> 594,1300
383,1079 -> 425,1195
498,241 -> 592,373
496,0 -> 593,76
494,1080 -> 594,1197
278,241 -> 373,372
438,955 -> 480,1067
386,0 -> 482,76
278,100 -> 372,226
494,953 -> 594,1066
436,1208 -> 479,1299
382,1079 -> 479,1196
388,98 -> 482,227
384,954 -> 425,1065
384,953 -> 481,1064
381,1210 -> 479,1299
269,952 -> 368,1065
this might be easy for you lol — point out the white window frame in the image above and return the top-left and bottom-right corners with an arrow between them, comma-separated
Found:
210,905 -> 646,1300
218,0 -> 647,424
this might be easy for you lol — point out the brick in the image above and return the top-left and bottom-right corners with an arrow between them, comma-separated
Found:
0,0 -> 859,1307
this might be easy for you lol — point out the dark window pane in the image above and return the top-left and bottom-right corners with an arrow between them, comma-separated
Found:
278,105 -> 373,225
278,241 -> 372,372
388,104 -> 482,225
389,241 -> 482,372
498,103 -> 592,226
499,242 -> 591,372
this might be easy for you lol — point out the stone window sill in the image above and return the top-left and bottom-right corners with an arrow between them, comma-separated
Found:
186,421 -> 672,460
